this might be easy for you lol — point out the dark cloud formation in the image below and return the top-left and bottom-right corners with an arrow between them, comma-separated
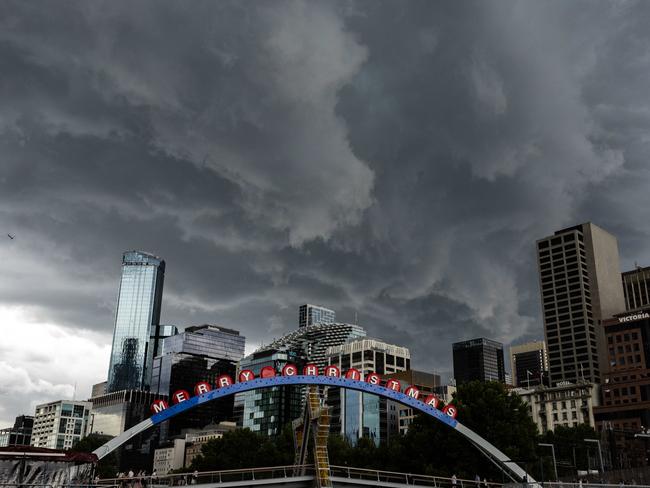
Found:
1,1 -> 650,418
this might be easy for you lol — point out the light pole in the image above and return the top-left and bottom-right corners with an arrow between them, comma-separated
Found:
538,443 -> 558,481
584,438 -> 604,477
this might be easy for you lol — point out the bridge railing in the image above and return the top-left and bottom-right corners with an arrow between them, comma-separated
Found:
96,465 -> 314,486
329,465 -> 503,487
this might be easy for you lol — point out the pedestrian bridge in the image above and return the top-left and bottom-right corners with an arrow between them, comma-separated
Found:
98,465 -> 501,488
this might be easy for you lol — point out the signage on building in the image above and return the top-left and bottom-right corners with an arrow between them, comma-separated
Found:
617,311 -> 650,323
150,364 -> 457,419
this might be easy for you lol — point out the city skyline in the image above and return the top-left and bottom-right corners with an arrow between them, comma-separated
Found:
3,1 -> 650,429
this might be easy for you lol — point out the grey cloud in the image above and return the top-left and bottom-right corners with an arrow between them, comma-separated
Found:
1,1 -> 650,424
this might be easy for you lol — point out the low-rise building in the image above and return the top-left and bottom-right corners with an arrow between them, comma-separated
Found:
31,401 -> 92,450
183,422 -> 237,467
153,439 -> 185,475
513,381 -> 597,433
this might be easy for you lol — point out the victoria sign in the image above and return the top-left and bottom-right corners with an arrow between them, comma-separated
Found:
150,363 -> 458,419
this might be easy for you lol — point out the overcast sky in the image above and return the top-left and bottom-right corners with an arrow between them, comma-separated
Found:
1,0 -> 650,427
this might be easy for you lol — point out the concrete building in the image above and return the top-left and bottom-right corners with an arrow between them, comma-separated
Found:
327,338 -> 410,445
452,338 -> 505,384
31,400 -> 92,450
514,382 -> 597,433
153,439 -> 185,475
298,304 -> 336,328
510,341 -> 549,387
385,370 -> 440,435
432,384 -> 457,404
91,382 -> 107,398
0,416 -> 33,447
622,266 -> 650,311
536,223 -> 626,386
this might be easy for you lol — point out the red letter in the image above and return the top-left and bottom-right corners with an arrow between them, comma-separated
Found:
282,364 -> 298,376
217,375 -> 233,388
172,390 -> 190,405
324,365 -> 340,377
345,368 -> 361,381
194,382 -> 211,395
365,373 -> 381,385
404,386 -> 420,399
260,366 -> 276,378
151,399 -> 168,414
443,404 -> 458,419
386,379 -> 401,392
423,394 -> 439,409
238,369 -> 255,382
303,364 -> 319,376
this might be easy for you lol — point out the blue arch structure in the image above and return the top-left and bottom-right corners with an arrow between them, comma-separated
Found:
93,375 -> 534,482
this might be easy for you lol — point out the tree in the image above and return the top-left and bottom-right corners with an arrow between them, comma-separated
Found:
71,434 -> 119,479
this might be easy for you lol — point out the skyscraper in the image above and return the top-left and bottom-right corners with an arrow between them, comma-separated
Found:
107,251 -> 165,393
452,338 -> 505,384
536,223 -> 625,385
510,341 -> 549,387
622,266 -> 650,311
298,304 -> 336,328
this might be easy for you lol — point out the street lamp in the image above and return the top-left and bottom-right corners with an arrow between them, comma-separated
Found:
584,438 -> 604,476
538,443 -> 558,481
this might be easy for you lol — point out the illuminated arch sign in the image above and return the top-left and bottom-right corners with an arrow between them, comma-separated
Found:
93,366 -> 534,483
150,364 -> 458,422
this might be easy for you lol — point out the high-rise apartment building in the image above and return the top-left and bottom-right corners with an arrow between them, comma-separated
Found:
327,338 -> 410,445
151,325 -> 245,438
622,266 -> 650,311
31,400 -> 92,450
107,251 -> 166,393
238,322 -> 365,437
536,223 -> 625,385
299,304 -> 336,328
510,341 -> 549,387
452,338 -> 505,384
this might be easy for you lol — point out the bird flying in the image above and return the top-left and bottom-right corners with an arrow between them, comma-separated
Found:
7,234 -> 15,239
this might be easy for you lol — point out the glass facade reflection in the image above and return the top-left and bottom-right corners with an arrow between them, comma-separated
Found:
452,337 -> 505,384
298,304 -> 336,328
107,251 -> 165,393
327,338 -> 410,446
151,325 -> 245,438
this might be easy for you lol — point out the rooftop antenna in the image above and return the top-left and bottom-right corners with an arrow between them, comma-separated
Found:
72,382 -> 77,401
354,311 -> 358,325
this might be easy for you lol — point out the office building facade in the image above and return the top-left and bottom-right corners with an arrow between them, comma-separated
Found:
151,325 -> 245,437
31,400 -> 92,450
510,341 -> 549,387
452,338 -> 505,384
0,416 -> 33,447
537,223 -> 625,386
622,266 -> 650,311
107,251 -> 166,393
299,304 -> 336,328
327,338 -> 410,445
238,322 -> 365,437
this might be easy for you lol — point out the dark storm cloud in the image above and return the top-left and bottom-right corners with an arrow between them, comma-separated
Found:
1,0 -> 650,402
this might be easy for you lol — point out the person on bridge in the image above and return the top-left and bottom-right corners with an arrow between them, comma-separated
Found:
452,474 -> 458,486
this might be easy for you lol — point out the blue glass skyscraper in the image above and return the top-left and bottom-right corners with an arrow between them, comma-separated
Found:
107,251 -> 165,393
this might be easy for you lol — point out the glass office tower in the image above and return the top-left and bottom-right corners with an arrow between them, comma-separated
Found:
107,251 -> 165,393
